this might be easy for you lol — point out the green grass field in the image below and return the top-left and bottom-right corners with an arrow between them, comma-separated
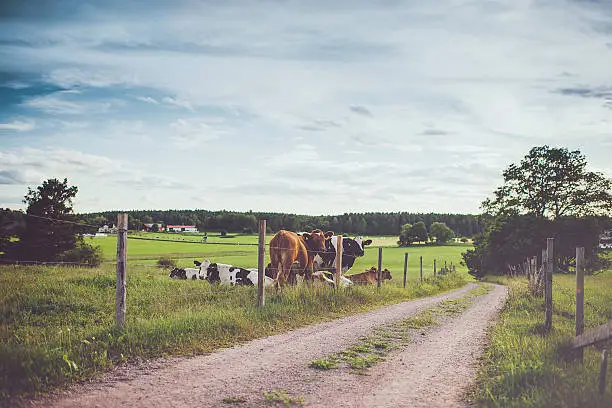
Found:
87,232 -> 470,280
472,271 -> 612,407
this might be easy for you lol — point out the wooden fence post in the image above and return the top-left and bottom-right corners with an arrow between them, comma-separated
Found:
434,259 -> 437,277
115,213 -> 128,328
377,247 -> 383,288
600,349 -> 609,396
545,238 -> 554,332
576,247 -> 585,360
403,252 -> 408,289
257,220 -> 266,308
420,256 -> 423,283
335,235 -> 343,289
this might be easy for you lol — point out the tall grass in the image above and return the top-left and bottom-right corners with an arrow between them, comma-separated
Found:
472,272 -> 612,407
0,264 -> 466,399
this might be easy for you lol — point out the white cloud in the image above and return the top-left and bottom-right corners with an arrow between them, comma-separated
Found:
162,96 -> 194,111
0,120 -> 35,131
136,96 -> 159,104
23,93 -> 114,115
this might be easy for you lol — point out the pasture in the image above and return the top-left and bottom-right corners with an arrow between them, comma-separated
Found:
0,231 -> 471,399
472,270 -> 612,407
87,231 -> 470,280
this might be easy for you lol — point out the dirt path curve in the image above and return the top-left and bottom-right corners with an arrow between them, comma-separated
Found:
38,283 -> 507,408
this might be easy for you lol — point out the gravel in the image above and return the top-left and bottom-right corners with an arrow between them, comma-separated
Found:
28,282 -> 507,408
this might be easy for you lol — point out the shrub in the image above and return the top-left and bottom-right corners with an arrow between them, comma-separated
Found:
57,242 -> 103,266
157,257 -> 177,268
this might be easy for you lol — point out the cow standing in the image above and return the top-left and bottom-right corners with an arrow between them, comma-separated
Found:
269,229 -> 333,292
313,235 -> 372,275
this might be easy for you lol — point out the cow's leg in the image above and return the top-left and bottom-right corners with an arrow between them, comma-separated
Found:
304,263 -> 313,286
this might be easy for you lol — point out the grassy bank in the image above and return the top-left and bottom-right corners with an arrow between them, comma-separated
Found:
0,264 -> 466,399
472,272 -> 612,407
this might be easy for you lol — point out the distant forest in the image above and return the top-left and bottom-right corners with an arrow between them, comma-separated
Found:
81,210 -> 486,238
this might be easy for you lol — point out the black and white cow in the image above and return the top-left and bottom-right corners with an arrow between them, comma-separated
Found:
312,270 -> 354,287
168,267 -> 202,280
195,260 -> 274,286
313,235 -> 372,275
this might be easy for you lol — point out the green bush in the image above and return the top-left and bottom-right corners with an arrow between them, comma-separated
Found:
57,242 -> 103,267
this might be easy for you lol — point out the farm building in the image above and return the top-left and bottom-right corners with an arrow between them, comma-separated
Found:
98,224 -> 117,234
143,223 -> 162,232
600,230 -> 612,249
166,225 -> 198,232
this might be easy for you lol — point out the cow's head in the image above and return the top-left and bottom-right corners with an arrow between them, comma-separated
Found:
264,263 -> 277,279
302,229 -> 333,253
204,263 -> 220,283
169,267 -> 187,279
381,268 -> 392,280
351,237 -> 372,257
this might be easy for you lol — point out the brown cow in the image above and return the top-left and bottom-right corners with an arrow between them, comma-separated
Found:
346,267 -> 392,285
269,229 -> 333,292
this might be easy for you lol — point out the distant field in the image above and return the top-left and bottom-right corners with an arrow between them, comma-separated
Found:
87,232 -> 471,279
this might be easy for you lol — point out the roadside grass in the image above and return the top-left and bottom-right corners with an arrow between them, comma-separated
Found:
472,272 -> 612,407
263,389 -> 305,407
0,264 -> 466,399
309,284 -> 493,374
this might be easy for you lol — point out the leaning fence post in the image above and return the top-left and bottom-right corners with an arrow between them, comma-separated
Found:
257,220 -> 266,308
377,247 -> 383,288
335,235 -> 343,289
403,252 -> 408,289
545,238 -> 554,332
576,247 -> 585,360
115,213 -> 128,328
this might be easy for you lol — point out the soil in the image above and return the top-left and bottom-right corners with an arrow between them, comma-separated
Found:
25,282 -> 507,408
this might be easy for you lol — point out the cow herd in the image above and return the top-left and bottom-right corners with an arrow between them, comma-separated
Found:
168,229 -> 393,291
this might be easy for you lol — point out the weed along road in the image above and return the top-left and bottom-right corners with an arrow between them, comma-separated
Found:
39,283 -> 507,408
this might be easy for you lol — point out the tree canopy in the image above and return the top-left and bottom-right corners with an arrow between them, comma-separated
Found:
1,178 -> 101,265
430,222 -> 455,244
482,146 -> 612,219
465,146 -> 612,278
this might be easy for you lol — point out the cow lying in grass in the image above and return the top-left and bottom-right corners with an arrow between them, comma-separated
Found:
195,259 -> 274,287
346,267 -> 392,285
312,270 -> 354,288
168,267 -> 202,280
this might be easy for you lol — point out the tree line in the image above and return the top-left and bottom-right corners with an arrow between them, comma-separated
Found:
78,210 -> 484,238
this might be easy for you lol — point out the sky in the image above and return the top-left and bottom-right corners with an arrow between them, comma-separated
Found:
1,0 -> 611,215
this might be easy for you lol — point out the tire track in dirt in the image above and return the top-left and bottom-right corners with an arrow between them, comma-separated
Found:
32,282 -> 506,408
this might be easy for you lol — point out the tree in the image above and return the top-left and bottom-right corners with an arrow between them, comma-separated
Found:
482,146 -> 612,219
398,223 -> 413,246
411,221 -> 429,243
17,178 -> 80,261
0,209 -> 25,258
15,178 -> 100,264
430,222 -> 455,244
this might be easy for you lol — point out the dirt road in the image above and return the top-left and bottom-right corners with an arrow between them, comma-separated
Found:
36,283 -> 507,408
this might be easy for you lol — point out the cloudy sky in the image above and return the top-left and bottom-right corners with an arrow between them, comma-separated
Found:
1,0 -> 611,215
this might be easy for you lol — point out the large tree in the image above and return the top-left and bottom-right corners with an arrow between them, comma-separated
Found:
411,221 -> 429,243
430,222 -> 455,244
17,178 -> 82,262
464,146 -> 612,278
482,146 -> 612,219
